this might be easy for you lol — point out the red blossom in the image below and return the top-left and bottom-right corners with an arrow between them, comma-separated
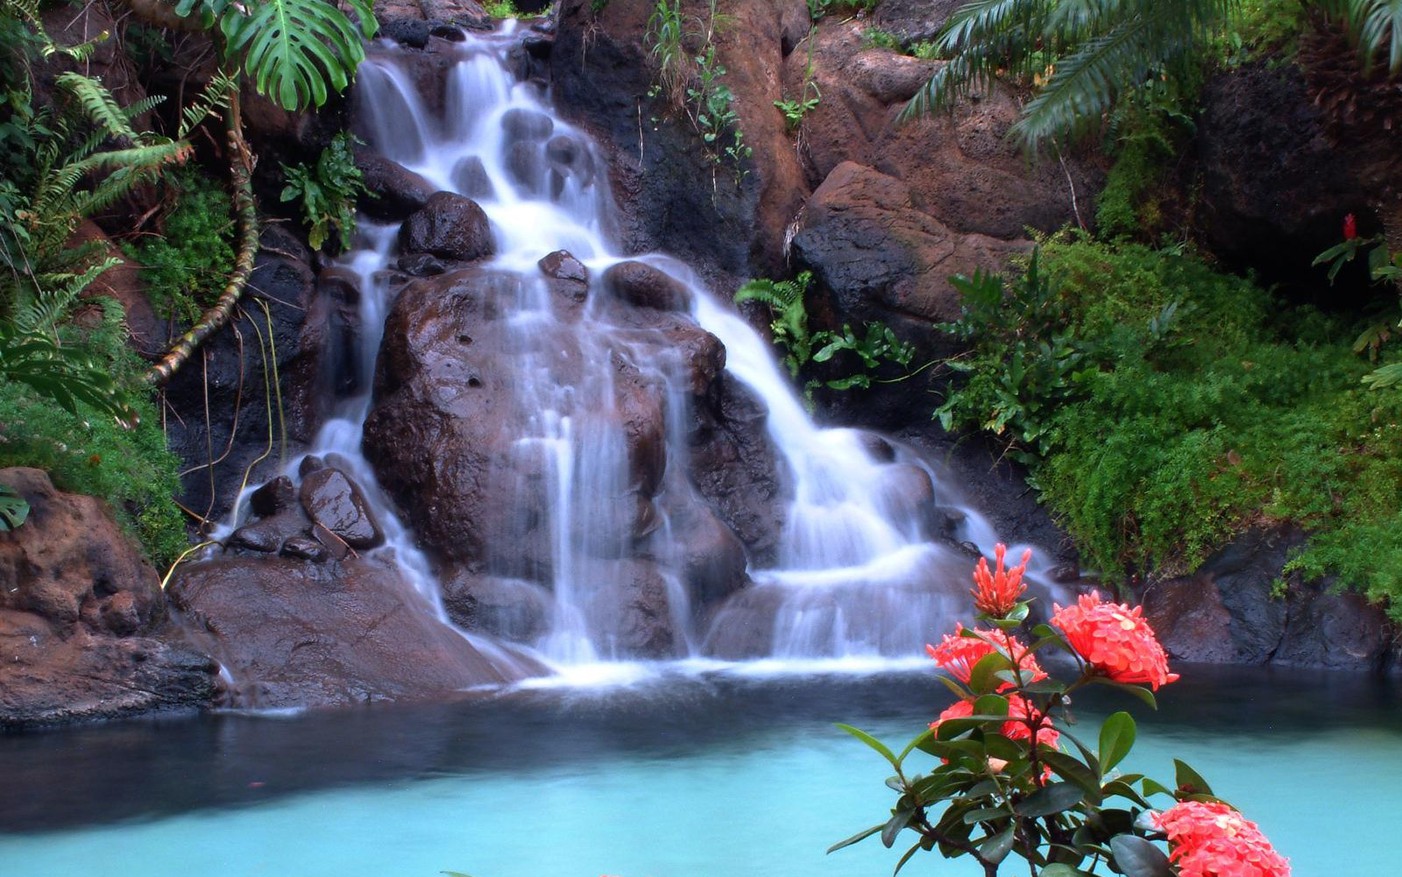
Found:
1344,213 -> 1358,241
1049,592 -> 1180,689
1152,801 -> 1291,877
925,625 -> 1047,689
928,695 -> 1059,751
971,543 -> 1033,617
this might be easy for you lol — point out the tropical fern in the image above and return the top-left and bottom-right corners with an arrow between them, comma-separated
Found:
904,0 -> 1238,148
175,0 -> 378,111
735,271 -> 817,378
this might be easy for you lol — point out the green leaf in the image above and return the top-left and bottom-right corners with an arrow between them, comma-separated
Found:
979,825 -> 1016,864
1088,675 -> 1158,709
1173,759 -> 1213,797
881,805 -> 915,848
218,0 -> 378,111
1039,865 -> 1096,877
1141,777 -> 1174,799
1014,781 -> 1084,818
826,823 -> 883,854
1098,711 -> 1136,772
1109,834 -> 1173,877
0,484 -> 30,531
836,723 -> 900,769
1040,750 -> 1102,797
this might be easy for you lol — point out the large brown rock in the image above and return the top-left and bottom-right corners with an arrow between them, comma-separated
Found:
792,161 -> 1024,327
168,554 -> 541,709
0,469 -> 219,727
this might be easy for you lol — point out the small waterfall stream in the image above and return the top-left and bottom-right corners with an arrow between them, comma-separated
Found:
241,24 -> 1046,672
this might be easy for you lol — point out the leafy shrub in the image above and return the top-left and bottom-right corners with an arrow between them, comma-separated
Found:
280,131 -> 368,253
938,234 -> 1402,614
123,166 -> 236,324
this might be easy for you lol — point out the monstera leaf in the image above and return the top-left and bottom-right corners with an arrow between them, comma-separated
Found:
177,0 -> 378,111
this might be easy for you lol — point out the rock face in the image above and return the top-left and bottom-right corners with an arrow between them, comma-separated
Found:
1141,528 -> 1399,673
362,261 -> 780,656
168,554 -> 539,709
0,469 -> 219,727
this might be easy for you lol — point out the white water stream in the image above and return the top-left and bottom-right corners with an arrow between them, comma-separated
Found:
236,24 -> 1053,672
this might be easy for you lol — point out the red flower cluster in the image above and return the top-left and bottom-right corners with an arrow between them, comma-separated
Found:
1049,592 -> 1180,690
929,694 -> 1060,751
1153,801 -> 1291,877
925,625 -> 1047,688
971,543 -> 1033,617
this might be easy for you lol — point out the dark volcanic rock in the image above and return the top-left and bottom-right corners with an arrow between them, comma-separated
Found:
400,191 -> 495,262
0,468 -> 219,727
1142,527 -> 1398,672
602,260 -> 693,312
168,554 -> 542,709
355,149 -> 437,220
299,467 -> 385,550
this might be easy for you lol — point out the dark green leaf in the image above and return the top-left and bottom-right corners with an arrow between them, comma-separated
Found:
881,806 -> 915,848
979,825 -> 1016,864
892,840 -> 923,875
0,484 -> 30,531
1014,781 -> 1084,818
826,823 -> 883,854
962,806 -> 1010,825
969,653 -> 1014,693
1041,750 -> 1102,797
1173,759 -> 1213,797
1088,675 -> 1158,709
1098,711 -> 1136,772
1109,834 -> 1173,877
1141,777 -> 1174,799
1039,865 -> 1096,877
837,723 -> 900,769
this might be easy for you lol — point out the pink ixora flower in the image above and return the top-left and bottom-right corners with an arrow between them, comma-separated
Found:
1153,801 -> 1290,877
925,624 -> 1047,689
971,543 -> 1033,617
929,694 -> 1059,751
1049,592 -> 1180,689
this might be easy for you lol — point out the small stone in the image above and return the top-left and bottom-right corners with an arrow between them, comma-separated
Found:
280,537 -> 330,563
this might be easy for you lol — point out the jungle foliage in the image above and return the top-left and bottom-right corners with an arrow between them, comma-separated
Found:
936,235 -> 1402,617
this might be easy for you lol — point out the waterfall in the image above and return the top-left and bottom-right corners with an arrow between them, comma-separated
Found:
262,24 -> 1046,672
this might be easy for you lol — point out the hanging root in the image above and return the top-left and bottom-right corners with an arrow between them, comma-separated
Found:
145,91 -> 260,386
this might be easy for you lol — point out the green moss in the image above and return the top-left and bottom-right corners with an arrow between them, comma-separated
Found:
939,233 -> 1402,618
122,165 -> 235,324
0,309 -> 187,569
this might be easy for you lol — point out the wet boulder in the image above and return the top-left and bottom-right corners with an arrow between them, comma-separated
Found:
602,260 -> 692,312
400,191 -> 495,262
300,467 -> 385,550
355,149 -> 437,220
0,468 -> 219,727
169,554 -> 543,709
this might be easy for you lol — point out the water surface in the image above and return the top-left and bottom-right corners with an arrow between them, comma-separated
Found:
1,665 -> 1396,877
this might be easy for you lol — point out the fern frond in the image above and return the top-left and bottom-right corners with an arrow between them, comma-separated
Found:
15,259 -> 119,335
55,73 -> 143,142
734,278 -> 796,309
178,71 -> 238,138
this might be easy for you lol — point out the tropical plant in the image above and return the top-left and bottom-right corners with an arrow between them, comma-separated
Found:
735,271 -> 820,379
736,271 -> 916,395
172,0 -> 377,112
836,546 -> 1290,877
280,131 -> 369,253
904,0 -> 1239,148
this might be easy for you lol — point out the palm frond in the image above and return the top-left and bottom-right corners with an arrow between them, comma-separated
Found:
1354,0 -> 1402,73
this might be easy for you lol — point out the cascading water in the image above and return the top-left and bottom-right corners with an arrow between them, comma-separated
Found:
267,24 -> 1045,672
